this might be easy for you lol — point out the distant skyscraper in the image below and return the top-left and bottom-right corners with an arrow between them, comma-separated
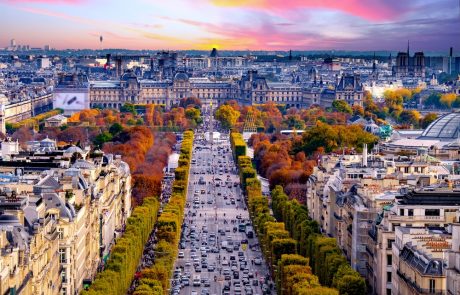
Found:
10,39 -> 16,47
44,45 -> 50,51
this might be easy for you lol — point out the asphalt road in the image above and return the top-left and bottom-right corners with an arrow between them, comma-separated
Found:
170,121 -> 275,295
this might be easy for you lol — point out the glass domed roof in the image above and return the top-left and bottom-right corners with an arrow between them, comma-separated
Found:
420,112 -> 460,139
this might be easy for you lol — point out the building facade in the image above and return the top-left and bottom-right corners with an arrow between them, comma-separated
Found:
0,143 -> 132,295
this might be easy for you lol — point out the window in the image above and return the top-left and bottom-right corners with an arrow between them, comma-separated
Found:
399,209 -> 404,216
429,279 -> 436,293
387,271 -> 392,283
61,268 -> 67,283
387,255 -> 392,266
387,239 -> 395,249
386,289 -> 392,295
425,209 -> 440,216
408,209 -> 414,216
61,288 -> 67,295
58,228 -> 64,240
59,248 -> 67,264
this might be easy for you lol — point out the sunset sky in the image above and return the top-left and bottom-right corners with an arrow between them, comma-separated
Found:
1,0 -> 459,51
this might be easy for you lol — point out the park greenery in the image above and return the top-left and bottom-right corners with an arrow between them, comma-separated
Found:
248,123 -> 377,201
215,87 -> 458,132
5,108 -> 63,133
231,132 -> 365,295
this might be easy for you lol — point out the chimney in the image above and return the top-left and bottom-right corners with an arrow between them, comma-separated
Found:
362,144 -> 368,167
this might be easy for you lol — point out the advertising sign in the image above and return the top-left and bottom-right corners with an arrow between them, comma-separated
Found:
53,91 -> 89,114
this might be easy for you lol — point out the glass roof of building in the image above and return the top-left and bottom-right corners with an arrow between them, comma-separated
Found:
420,112 -> 460,139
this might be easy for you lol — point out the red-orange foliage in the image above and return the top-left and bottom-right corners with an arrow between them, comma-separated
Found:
103,126 -> 154,173
132,133 -> 176,205
251,133 -> 315,201
103,127 -> 176,205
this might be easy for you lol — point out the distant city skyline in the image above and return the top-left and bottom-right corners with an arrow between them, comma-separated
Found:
1,0 -> 459,51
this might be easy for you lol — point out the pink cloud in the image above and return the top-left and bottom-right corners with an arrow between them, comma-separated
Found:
210,0 -> 410,21
175,18 -> 352,50
5,0 -> 84,3
17,6 -> 95,25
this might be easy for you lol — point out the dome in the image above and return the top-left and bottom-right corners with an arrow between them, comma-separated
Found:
72,160 -> 95,170
65,146 -> 84,155
174,72 -> 189,81
420,112 -> 460,140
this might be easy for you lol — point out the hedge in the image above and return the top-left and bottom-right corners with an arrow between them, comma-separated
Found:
82,197 -> 160,295
231,132 -> 338,295
230,132 -> 246,160
133,130 -> 194,294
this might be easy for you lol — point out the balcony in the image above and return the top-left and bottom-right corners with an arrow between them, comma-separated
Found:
366,262 -> 374,274
397,269 -> 445,295
365,245 -> 374,257
368,229 -> 377,242
388,214 -> 444,222
333,212 -> 342,220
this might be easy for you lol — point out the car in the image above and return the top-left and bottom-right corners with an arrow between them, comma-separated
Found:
254,258 -> 262,265
178,252 -> 185,258
191,291 -> 198,295
222,260 -> 229,266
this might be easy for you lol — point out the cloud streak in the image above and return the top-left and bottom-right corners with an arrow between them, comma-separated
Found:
1,0 -> 458,50
209,0 -> 413,21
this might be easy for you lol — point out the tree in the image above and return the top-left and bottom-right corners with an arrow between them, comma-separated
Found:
215,104 -> 240,129
93,131 -> 113,147
283,115 -> 306,130
179,97 -> 202,109
399,110 -> 421,127
120,103 -> 137,114
422,113 -> 438,128
332,100 -> 353,114
185,107 -> 202,126
440,93 -> 457,109
332,265 -> 366,295
109,123 -> 124,136
424,93 -> 442,109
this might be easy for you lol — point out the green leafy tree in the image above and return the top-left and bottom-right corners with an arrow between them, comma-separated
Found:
93,131 -> 113,147
424,93 -> 442,109
120,103 -> 137,115
109,123 -> 124,136
332,100 -> 353,114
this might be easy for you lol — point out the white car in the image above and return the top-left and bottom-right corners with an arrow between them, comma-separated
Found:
178,252 -> 185,258
254,258 -> 262,265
